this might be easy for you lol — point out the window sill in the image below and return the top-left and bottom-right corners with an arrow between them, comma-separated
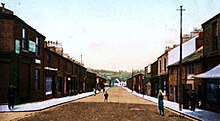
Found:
22,49 -> 29,52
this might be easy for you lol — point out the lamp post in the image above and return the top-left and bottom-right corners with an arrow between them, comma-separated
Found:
177,5 -> 185,111
132,69 -> 134,92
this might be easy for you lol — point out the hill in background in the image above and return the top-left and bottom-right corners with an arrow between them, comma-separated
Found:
88,68 -> 145,84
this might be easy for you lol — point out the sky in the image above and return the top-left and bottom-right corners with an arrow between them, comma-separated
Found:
1,0 -> 220,71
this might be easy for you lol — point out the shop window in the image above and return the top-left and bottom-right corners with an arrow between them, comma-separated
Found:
206,82 -> 218,104
46,76 -> 52,95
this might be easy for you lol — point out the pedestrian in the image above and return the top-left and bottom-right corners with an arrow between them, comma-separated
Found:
104,91 -> 109,102
93,88 -> 96,96
158,90 -> 164,116
7,84 -> 15,110
103,87 -> 105,92
183,89 -> 189,109
190,90 -> 197,111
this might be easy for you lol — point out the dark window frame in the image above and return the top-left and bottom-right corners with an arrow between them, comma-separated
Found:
170,68 -> 174,75
36,37 -> 40,56
188,63 -> 194,74
212,22 -> 218,51
47,54 -> 51,66
57,77 -> 62,92
35,69 -> 40,90
164,58 -> 167,72
22,28 -> 28,51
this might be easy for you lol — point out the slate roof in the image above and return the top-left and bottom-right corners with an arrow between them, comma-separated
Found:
168,47 -> 203,67
194,64 -> 220,79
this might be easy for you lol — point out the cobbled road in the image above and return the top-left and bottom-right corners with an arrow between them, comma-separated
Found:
1,87 -> 193,121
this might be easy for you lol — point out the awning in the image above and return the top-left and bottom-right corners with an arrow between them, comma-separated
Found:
194,64 -> 220,79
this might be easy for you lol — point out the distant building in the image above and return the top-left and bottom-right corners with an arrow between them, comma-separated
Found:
144,65 -> 151,96
114,78 -> 121,86
127,74 -> 145,94
151,60 -> 158,97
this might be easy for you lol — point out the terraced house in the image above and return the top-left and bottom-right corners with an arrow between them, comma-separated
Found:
195,13 -> 220,112
0,6 -> 46,103
0,6 -> 97,105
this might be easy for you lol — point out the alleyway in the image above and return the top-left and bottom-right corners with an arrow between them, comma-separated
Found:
1,87 -> 192,121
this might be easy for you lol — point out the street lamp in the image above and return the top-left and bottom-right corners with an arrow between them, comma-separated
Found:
177,5 -> 185,111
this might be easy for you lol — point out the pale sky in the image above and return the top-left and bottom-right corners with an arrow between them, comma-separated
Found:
2,0 -> 220,71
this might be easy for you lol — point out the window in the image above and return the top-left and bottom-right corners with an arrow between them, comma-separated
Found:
206,82 -> 218,104
35,69 -> 40,90
22,28 -> 28,50
47,54 -> 51,66
46,76 -> 52,95
57,77 -> 62,92
170,85 -> 173,95
170,68 -> 174,75
58,58 -> 60,70
36,37 -> 40,56
164,58 -> 167,72
212,22 -> 218,50
188,63 -> 194,74
159,60 -> 162,73
15,39 -> 20,54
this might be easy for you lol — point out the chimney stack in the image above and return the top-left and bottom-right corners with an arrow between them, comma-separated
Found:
1,3 -> 5,12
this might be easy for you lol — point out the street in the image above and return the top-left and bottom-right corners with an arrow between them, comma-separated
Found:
1,87 -> 192,121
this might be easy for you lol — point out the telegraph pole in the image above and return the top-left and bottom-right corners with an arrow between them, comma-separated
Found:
177,5 -> 185,111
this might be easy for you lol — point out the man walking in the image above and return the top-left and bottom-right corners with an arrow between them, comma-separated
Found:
190,90 -> 197,111
7,85 -> 15,110
158,90 -> 164,116
104,91 -> 109,102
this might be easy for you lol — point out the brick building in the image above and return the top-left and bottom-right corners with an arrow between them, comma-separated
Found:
195,13 -> 220,112
0,7 -> 46,103
0,6 -> 96,105
44,41 -> 88,98
157,51 -> 168,99
151,60 -> 158,97
144,65 -> 151,96
96,76 -> 107,91
126,74 -> 145,94
86,71 -> 97,92
168,32 -> 203,103
168,48 -> 203,103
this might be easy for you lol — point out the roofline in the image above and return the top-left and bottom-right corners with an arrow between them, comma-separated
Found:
157,51 -> 168,59
202,13 -> 220,27
44,48 -> 86,69
127,73 -> 144,80
86,71 -> 96,75
0,12 -> 46,39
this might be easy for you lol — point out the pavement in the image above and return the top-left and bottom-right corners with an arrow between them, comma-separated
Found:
0,86 -> 220,121
123,87 -> 220,121
0,91 -> 98,112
